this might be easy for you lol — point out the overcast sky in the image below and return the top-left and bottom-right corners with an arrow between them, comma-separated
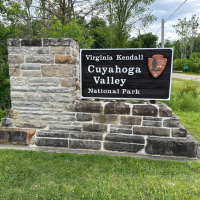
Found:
136,0 -> 200,43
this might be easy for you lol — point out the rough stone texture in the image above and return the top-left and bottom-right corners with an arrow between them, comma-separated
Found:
8,47 -> 29,54
9,64 -> 20,76
132,105 -> 158,116
8,55 -> 24,64
41,65 -> 73,77
60,78 -> 76,87
104,102 -> 130,115
20,63 -> 41,70
22,70 -> 41,77
49,123 -> 81,131
12,101 -> 41,108
104,142 -> 144,153
28,77 -> 59,87
1,118 -> 14,127
142,120 -> 162,127
143,116 -> 162,121
10,77 -> 27,86
77,113 -> 92,121
75,101 -> 102,113
69,140 -> 101,150
163,118 -> 180,128
93,114 -> 119,124
70,131 -> 103,141
11,92 -> 26,101
157,102 -> 172,117
133,126 -> 170,136
26,55 -> 54,64
25,93 -> 57,102
110,125 -> 132,134
7,39 -> 20,47
146,135 -> 198,157
50,47 -> 65,54
172,125 -> 187,137
55,55 -> 74,64
15,120 -> 47,128
21,39 -> 42,46
11,86 -> 37,92
43,38 -> 78,48
37,130 -> 70,138
0,128 -> 36,145
6,110 -> 18,119
83,123 -> 107,133
35,138 -> 68,147
120,116 -> 142,125
105,134 -> 144,144
29,47 -> 49,54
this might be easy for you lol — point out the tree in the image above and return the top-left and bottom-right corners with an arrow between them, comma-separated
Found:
100,0 -> 156,48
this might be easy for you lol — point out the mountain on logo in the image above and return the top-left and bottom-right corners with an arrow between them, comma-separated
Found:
148,54 -> 167,78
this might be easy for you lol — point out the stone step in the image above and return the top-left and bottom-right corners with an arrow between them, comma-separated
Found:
36,130 -> 69,138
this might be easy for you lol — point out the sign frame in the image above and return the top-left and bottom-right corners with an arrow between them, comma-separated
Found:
80,48 -> 174,100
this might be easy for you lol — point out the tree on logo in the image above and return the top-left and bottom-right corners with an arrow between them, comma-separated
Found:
151,58 -> 161,71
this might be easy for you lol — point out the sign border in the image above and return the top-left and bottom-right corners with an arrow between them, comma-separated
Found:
80,48 -> 174,100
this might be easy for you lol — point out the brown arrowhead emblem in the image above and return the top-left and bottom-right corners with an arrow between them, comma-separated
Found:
148,54 -> 167,78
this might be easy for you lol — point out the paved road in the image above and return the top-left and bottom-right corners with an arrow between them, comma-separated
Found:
172,73 -> 200,81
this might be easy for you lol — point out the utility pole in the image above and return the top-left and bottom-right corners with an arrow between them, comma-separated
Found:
161,19 -> 165,48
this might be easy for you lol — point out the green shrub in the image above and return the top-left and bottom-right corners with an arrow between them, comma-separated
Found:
0,110 -> 5,119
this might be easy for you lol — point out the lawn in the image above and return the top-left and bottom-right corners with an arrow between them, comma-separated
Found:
0,149 -> 200,199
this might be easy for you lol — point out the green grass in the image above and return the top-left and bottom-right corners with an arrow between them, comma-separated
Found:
0,149 -> 200,200
179,72 -> 200,76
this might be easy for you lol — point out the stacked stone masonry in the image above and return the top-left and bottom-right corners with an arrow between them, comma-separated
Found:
0,38 -> 198,158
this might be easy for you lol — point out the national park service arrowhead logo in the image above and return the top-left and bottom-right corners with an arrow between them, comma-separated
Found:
148,54 -> 167,78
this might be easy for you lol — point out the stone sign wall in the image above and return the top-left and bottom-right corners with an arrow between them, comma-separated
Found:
0,38 -> 198,158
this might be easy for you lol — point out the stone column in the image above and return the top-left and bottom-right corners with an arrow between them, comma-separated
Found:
3,38 -> 79,131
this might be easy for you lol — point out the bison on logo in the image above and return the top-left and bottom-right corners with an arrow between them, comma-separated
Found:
148,54 -> 167,78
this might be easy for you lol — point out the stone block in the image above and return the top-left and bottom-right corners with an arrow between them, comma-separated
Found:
9,64 -> 20,76
12,101 -> 41,108
1,118 -> 14,127
42,102 -> 65,110
93,114 -> 119,124
22,70 -> 41,77
110,125 -> 132,134
142,120 -> 162,127
26,93 -> 57,102
59,115 -> 76,121
8,47 -> 29,54
120,116 -> 141,125
29,47 -> 49,54
66,47 -> 72,55
50,47 -> 65,54
75,101 -> 102,113
28,77 -> 59,87
172,125 -> 187,137
26,129 -> 37,145
20,63 -> 41,70
15,120 -> 47,128
132,105 -> 158,116
26,55 -> 54,64
77,113 -> 92,121
69,140 -> 101,150
104,102 -> 130,114
41,65 -> 73,77
143,116 -> 162,121
8,55 -> 24,64
49,123 -> 81,131
21,39 -> 42,46
10,77 -> 27,86
60,78 -> 76,87
37,130 -> 69,138
104,142 -> 144,153
105,134 -> 144,144
35,138 -> 68,147
11,87 -> 37,92
157,102 -> 172,117
70,131 -> 103,140
7,39 -> 20,47
83,123 -> 107,133
11,92 -> 26,101
163,118 -> 180,127
55,55 -> 74,64
146,135 -> 198,157
38,87 -> 75,93
133,126 -> 170,136
43,38 -> 74,46
6,110 -> 18,119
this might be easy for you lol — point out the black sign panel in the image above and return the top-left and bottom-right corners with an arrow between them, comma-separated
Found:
80,48 -> 173,100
